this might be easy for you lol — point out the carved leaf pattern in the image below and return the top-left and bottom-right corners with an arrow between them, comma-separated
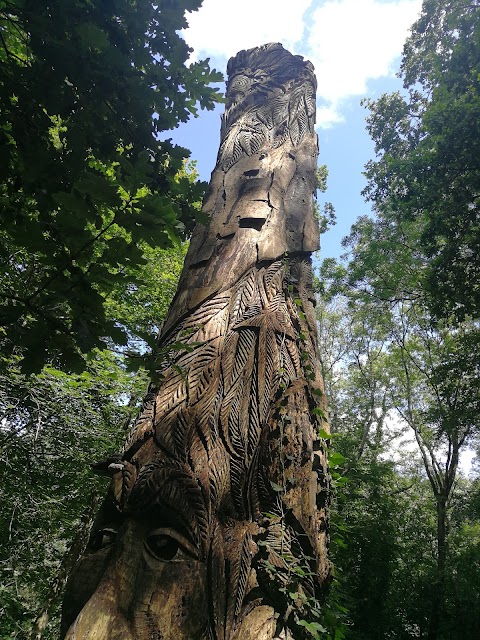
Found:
217,68 -> 316,170
180,295 -> 230,334
126,263 -> 314,525
218,118 -> 266,170
209,444 -> 231,511
230,268 -> 257,324
233,534 -> 253,619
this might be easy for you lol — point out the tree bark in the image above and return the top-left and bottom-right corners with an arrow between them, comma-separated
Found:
428,495 -> 447,640
31,492 -> 100,639
61,43 -> 331,640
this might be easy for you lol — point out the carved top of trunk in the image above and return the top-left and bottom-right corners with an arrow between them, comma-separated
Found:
163,43 -> 320,335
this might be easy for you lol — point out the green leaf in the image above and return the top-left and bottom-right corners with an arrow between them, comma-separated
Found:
75,172 -> 121,207
298,620 -> 328,636
76,23 -> 110,52
328,452 -> 345,467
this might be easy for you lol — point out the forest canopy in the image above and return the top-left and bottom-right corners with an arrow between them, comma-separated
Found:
0,0 -> 222,373
320,1 -> 480,638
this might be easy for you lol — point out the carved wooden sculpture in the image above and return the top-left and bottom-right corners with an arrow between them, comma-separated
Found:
61,43 -> 331,640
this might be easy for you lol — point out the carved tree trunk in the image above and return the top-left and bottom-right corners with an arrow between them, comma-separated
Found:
61,43 -> 331,640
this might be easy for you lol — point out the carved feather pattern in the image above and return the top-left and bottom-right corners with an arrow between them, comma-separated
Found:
154,366 -> 187,421
188,427 -> 211,517
233,533 -> 253,619
218,117 -> 266,171
245,446 -> 262,518
172,408 -> 194,460
208,522 -> 227,640
265,522 -> 294,570
291,258 -> 314,303
288,88 -> 310,148
263,261 -> 284,298
246,362 -> 261,459
217,71 -> 316,170
179,295 -> 230,334
209,444 -> 231,511
230,454 -> 247,517
276,334 -> 298,391
126,262 -> 315,523
230,268 -> 257,324
260,329 -> 280,423
187,341 -> 220,404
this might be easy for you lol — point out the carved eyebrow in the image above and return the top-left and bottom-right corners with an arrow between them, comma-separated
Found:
146,527 -> 200,559
132,499 -> 200,551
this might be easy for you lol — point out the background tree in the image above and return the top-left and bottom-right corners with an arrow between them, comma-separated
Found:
0,240 -> 187,639
317,279 -> 480,639
350,3 -> 480,631
0,0 -> 222,372
362,0 -> 480,322
319,0 -> 480,609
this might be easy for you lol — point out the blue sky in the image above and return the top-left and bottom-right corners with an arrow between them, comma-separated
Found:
170,0 -> 423,261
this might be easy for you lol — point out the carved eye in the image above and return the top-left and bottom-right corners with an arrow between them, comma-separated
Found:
145,534 -> 180,562
144,527 -> 199,563
90,527 -> 117,551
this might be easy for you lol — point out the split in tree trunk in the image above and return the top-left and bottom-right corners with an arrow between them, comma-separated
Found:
61,43 -> 331,640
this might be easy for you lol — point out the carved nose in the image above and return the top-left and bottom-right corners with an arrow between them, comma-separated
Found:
64,580 -> 134,640
63,519 -> 144,639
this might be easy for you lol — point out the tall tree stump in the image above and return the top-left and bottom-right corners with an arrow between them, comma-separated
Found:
61,43 -> 331,640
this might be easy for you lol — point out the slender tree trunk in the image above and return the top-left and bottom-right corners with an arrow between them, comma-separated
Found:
60,44 -> 331,640
31,491 -> 100,638
428,494 -> 447,640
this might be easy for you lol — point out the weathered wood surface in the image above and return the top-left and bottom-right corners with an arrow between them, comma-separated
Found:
61,43 -> 331,640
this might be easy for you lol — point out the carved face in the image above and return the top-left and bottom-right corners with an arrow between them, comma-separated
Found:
62,501 -> 210,639
226,69 -> 269,109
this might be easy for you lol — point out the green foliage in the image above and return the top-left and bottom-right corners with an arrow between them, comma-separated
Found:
338,461 -> 439,640
314,164 -> 336,235
317,256 -> 479,638
317,3 -> 480,637
104,240 -> 188,357
0,0 -> 223,372
443,483 -> 480,638
362,0 -> 480,322
0,352 -> 145,638
316,165 -> 330,193
0,234 -> 185,637
328,11 -> 480,635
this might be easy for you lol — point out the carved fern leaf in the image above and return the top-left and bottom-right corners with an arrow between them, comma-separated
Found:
208,444 -> 231,511
230,268 -> 258,324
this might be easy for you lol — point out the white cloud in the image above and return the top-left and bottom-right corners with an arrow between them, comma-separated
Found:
306,0 -> 422,126
184,0 -> 312,62
316,103 -> 345,128
184,0 -> 422,128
